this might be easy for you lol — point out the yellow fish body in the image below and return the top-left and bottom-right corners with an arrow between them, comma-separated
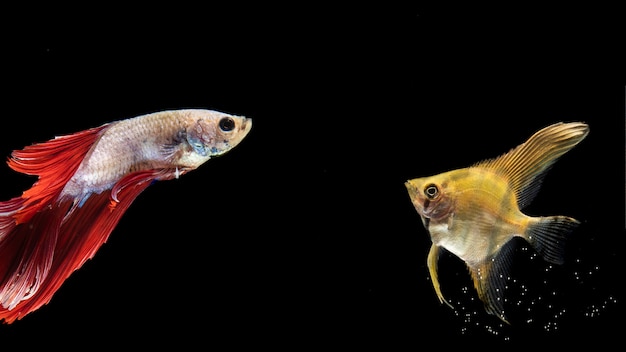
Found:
405,122 -> 589,323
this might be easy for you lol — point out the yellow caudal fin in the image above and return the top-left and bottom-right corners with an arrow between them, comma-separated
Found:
475,122 -> 589,209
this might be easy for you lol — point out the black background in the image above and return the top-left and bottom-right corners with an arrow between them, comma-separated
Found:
1,3 -> 623,348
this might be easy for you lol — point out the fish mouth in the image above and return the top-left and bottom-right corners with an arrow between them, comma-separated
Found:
240,117 -> 252,136
405,180 -> 424,200
404,180 -> 418,198
405,181 -> 426,212
243,117 -> 252,128
233,117 -> 252,141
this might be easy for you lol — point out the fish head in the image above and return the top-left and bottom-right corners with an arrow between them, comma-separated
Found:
405,172 -> 457,224
178,110 -> 252,168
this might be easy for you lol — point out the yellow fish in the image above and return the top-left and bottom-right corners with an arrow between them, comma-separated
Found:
405,122 -> 589,323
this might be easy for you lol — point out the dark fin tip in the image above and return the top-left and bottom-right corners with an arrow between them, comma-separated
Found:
469,241 -> 517,324
527,216 -> 580,264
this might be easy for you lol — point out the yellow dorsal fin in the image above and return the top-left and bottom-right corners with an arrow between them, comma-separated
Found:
475,122 -> 589,209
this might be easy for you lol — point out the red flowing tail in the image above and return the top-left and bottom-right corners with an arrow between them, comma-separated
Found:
0,126 -> 107,322
1,123 -> 182,323
0,125 -> 168,323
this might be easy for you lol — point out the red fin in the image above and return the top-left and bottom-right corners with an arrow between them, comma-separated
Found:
0,204 -> 65,319
0,168 -> 171,323
7,125 -> 108,224
0,126 -> 108,323
59,169 -> 168,271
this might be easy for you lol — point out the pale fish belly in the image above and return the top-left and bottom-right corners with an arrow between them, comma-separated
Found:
429,214 -> 519,265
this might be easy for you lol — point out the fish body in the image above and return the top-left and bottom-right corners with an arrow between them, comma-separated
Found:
0,109 -> 251,323
405,122 -> 589,323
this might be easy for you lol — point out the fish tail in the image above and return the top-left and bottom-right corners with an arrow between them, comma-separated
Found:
0,125 -> 107,323
0,171 -> 163,324
0,204 -> 68,322
526,216 -> 580,264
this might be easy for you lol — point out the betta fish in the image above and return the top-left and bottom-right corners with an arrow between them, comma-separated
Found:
405,122 -> 589,323
0,109 -> 251,323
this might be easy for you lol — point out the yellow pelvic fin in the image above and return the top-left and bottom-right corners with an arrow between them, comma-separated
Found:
427,245 -> 453,309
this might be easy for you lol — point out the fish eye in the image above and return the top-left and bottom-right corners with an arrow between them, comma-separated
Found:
424,184 -> 439,199
219,117 -> 235,132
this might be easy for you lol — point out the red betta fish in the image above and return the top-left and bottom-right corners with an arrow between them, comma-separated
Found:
0,109 -> 252,323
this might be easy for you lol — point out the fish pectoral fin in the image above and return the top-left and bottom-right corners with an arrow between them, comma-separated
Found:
427,245 -> 453,309
468,242 -> 517,324
526,216 -> 580,265
109,168 -> 183,206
